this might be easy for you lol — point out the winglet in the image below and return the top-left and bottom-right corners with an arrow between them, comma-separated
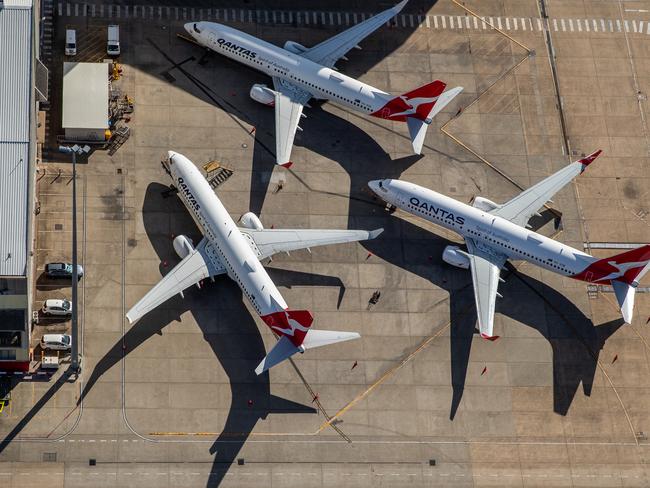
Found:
368,228 -> 384,239
578,149 -> 602,172
393,0 -> 409,13
480,333 -> 500,342
281,161 -> 293,169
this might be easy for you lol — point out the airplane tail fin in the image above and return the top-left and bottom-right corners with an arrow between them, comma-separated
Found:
573,244 -> 650,323
392,82 -> 463,154
255,329 -> 360,375
260,309 -> 313,347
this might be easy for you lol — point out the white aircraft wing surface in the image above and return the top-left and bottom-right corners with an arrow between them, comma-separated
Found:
491,150 -> 602,227
465,238 -> 507,340
272,77 -> 311,166
301,0 -> 408,68
126,238 -> 226,324
240,228 -> 383,260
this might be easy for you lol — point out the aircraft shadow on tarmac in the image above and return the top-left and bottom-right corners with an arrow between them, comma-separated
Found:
136,0 -> 448,217
75,182 -> 362,486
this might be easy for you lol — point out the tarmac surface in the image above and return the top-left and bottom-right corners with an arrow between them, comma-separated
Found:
1,0 -> 650,486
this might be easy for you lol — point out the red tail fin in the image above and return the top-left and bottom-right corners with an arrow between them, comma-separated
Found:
371,80 -> 447,122
572,245 -> 650,285
261,309 -> 313,347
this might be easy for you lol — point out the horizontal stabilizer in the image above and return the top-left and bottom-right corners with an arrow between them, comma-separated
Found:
405,86 -> 463,154
302,329 -> 360,350
255,335 -> 301,375
425,86 -> 464,122
612,280 -> 636,324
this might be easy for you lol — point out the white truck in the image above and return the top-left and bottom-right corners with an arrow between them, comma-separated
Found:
107,24 -> 120,56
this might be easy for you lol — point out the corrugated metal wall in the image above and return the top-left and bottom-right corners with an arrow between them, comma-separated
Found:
0,6 -> 32,276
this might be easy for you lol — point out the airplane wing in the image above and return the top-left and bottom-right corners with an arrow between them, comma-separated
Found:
490,150 -> 602,227
240,227 -> 383,260
301,0 -> 408,68
126,238 -> 226,324
465,238 -> 507,340
272,77 -> 312,167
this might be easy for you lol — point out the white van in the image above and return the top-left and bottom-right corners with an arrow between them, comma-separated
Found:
41,334 -> 72,351
65,29 -> 77,56
107,24 -> 120,56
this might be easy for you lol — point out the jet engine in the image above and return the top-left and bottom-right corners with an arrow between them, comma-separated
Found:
240,212 -> 264,230
173,235 -> 195,259
442,245 -> 470,269
250,84 -> 276,106
283,41 -> 307,54
472,197 -> 501,212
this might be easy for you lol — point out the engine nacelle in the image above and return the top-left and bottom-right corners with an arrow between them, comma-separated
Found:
442,245 -> 470,269
240,212 -> 264,230
250,84 -> 276,106
472,196 -> 501,212
283,40 -> 307,54
173,235 -> 195,259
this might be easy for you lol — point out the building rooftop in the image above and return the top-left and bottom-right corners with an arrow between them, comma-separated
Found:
62,62 -> 109,129
0,2 -> 33,276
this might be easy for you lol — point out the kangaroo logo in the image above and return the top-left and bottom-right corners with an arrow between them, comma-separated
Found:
270,312 -> 310,337
389,95 -> 439,118
596,260 -> 648,282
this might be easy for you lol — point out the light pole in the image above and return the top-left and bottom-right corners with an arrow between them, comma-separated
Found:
58,144 -> 89,377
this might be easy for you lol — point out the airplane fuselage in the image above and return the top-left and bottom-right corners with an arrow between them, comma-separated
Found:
169,152 -> 288,317
372,179 -> 597,278
185,22 -> 392,115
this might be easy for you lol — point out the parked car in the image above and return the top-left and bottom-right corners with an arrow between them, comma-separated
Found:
65,28 -> 77,56
45,262 -> 83,279
41,299 -> 73,316
107,24 -> 120,56
40,334 -> 72,351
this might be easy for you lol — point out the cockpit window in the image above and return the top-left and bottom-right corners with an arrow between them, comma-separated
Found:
194,23 -> 201,33
378,181 -> 388,192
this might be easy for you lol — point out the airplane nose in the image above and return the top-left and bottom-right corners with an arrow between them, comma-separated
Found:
167,150 -> 177,163
368,180 -> 382,194
184,23 -> 194,35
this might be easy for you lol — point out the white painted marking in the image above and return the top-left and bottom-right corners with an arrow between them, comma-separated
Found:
497,17 -> 502,29
353,13 -> 358,24
458,15 -> 463,28
465,16 -> 470,29
569,19 -> 574,31
482,16 -> 487,29
537,18 -> 542,31
561,18 -> 566,31
425,15 -> 430,28
58,2 -> 62,16
553,18 -> 558,31
506,17 -> 510,30
434,15 -> 439,28
345,12 -> 349,25
409,14 -> 414,27
633,20 -> 638,32
337,12 -> 341,24
66,2 -> 70,16
624,20 -> 630,32
441,15 -> 446,28
449,15 -> 454,29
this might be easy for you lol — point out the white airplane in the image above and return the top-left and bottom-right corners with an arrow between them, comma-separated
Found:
369,150 -> 650,339
183,1 -> 463,167
127,151 -> 383,374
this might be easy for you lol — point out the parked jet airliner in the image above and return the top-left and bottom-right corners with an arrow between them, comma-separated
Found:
127,151 -> 382,374
184,0 -> 463,166
369,150 -> 650,339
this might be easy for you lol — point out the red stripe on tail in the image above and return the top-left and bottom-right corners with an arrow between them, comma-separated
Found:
370,80 -> 447,122
261,309 -> 313,347
572,245 -> 650,285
